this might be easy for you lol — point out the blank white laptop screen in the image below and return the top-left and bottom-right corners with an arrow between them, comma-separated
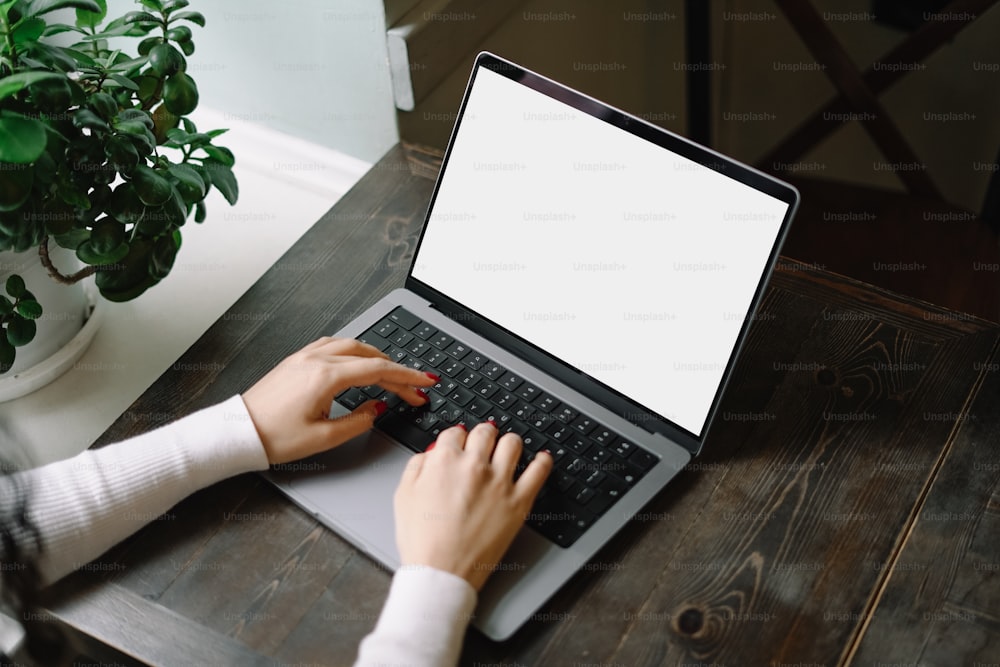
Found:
412,67 -> 789,437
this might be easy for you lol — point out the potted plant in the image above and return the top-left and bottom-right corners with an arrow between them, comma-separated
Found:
0,0 -> 237,388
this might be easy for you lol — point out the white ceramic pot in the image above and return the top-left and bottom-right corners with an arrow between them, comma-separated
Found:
0,246 -> 103,401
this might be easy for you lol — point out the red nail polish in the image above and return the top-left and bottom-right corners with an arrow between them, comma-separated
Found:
487,419 -> 498,429
425,372 -> 441,382
457,423 -> 467,432
426,442 -> 436,452
416,389 -> 429,402
374,400 -> 388,416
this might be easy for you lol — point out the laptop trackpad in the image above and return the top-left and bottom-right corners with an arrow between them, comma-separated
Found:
287,430 -> 411,567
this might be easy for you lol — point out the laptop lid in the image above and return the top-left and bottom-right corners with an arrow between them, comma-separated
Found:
406,52 -> 799,456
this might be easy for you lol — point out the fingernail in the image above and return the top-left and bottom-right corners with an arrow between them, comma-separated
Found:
416,389 -> 429,402
374,400 -> 388,416
541,449 -> 552,457
425,372 -> 441,382
486,419 -> 498,429
426,441 -> 436,452
457,423 -> 467,432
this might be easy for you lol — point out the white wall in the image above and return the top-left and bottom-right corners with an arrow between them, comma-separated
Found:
105,0 -> 399,163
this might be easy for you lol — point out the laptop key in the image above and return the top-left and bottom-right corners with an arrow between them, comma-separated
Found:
374,319 -> 397,337
456,369 -> 480,388
498,372 -> 523,391
553,406 -> 578,424
412,322 -> 437,340
467,399 -> 490,417
481,362 -> 505,380
387,346 -> 408,363
463,351 -> 488,370
447,386 -> 475,406
388,308 -> 421,330
533,394 -> 559,412
592,428 -> 614,446
359,332 -> 391,352
521,430 -> 548,452
484,411 -> 512,428
427,392 -> 447,412
492,391 -> 517,409
570,415 -> 597,436
474,381 -> 499,399
515,383 -> 540,402
423,350 -> 447,367
445,340 -> 471,359
390,330 -> 413,347
380,416 -> 434,452
428,332 -> 453,349
406,339 -> 430,356
628,448 -> 658,472
337,388 -> 366,410
503,420 -> 529,437
441,359 -> 463,377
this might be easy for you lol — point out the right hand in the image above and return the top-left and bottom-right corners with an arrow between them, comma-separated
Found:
393,422 -> 553,591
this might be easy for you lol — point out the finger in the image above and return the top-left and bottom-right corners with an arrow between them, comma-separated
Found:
398,449 -> 426,485
514,450 -> 553,506
316,399 -> 386,447
491,432 -> 522,479
434,424 -> 467,453
378,381 -> 431,406
313,337 -> 389,360
332,358 -> 438,391
463,421 -> 498,462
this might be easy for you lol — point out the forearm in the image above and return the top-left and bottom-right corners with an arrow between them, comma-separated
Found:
354,566 -> 476,667
12,396 -> 268,585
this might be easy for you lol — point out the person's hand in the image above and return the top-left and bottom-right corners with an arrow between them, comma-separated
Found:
242,337 -> 437,464
394,422 -> 553,590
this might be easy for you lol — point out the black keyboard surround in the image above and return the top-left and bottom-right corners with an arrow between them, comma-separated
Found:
336,307 -> 660,548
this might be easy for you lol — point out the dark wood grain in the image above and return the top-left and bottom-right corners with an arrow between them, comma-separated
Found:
41,143 -> 1000,666
850,339 -> 1000,664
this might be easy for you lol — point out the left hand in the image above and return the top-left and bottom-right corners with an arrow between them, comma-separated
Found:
242,337 -> 436,464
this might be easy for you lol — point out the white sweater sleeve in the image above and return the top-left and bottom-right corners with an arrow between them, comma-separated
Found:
354,566 -> 477,667
9,396 -> 477,664
13,395 -> 269,584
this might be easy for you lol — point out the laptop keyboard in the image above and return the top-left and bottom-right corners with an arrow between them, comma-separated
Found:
335,307 -> 660,548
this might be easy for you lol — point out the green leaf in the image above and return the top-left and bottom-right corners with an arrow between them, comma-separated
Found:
42,23 -> 85,37
177,39 -> 193,56
167,162 -> 205,201
0,115 -> 47,163
28,74 -> 74,111
89,218 -> 125,254
204,159 -> 237,205
137,35 -> 161,55
201,145 -> 234,167
52,227 -> 89,249
5,275 -> 26,298
161,72 -> 197,115
148,41 -> 183,76
193,200 -> 205,222
6,314 -> 36,346
0,71 -> 63,102
105,72 -> 139,90
149,233 -> 177,279
105,134 -> 139,170
137,0 -> 162,10
72,108 -> 109,131
0,162 -> 32,212
14,299 -> 41,319
0,296 -> 12,316
130,164 -> 171,206
12,17 -> 44,44
74,0 -> 105,28
165,25 -> 190,42
169,10 -> 203,26
88,91 -> 117,120
122,10 -> 159,25
26,0 -> 100,17
76,238 -> 128,264
162,0 -> 188,11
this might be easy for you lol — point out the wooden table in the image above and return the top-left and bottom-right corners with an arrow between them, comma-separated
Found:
42,144 -> 1000,666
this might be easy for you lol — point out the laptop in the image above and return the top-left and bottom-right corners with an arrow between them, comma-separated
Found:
266,52 -> 799,641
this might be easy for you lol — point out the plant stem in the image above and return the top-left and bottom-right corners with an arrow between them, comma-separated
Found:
0,11 -> 19,69
38,237 -> 100,285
